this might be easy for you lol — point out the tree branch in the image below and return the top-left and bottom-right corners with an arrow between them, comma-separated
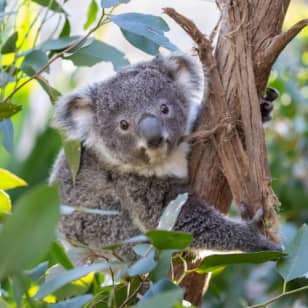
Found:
257,19 -> 308,74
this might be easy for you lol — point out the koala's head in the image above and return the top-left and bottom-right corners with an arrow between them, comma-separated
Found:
53,53 -> 205,178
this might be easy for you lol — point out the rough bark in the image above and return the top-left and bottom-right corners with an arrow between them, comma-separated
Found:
165,1 -> 307,306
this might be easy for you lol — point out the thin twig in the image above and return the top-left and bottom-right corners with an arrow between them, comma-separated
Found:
260,19 -> 308,70
119,282 -> 144,308
1,12 -> 106,104
247,285 -> 308,308
180,118 -> 232,144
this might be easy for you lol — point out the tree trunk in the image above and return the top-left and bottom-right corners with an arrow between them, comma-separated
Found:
165,1 -> 307,306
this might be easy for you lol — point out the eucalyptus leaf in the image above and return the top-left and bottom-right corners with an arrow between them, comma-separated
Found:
24,262 -> 49,281
0,168 -> 27,190
65,39 -> 129,71
127,249 -> 156,276
36,76 -> 62,104
101,0 -> 130,8
0,190 -> 11,218
48,241 -> 74,270
197,251 -> 285,273
0,72 -> 14,87
84,0 -> 98,30
20,50 -> 49,76
139,279 -> 178,303
61,204 -> 119,216
35,262 -> 119,299
146,230 -> 192,250
0,102 -> 22,121
0,185 -> 60,281
121,29 -> 160,55
60,133 -> 81,184
0,118 -> 14,153
1,31 -> 18,54
60,17 -> 71,37
40,36 -> 79,52
151,250 -> 176,282
31,0 -> 65,13
277,224 -> 308,282
137,288 -> 183,308
111,13 -> 178,52
158,193 -> 188,230
49,294 -> 93,308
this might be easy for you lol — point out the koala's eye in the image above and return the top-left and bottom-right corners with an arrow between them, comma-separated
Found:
119,120 -> 129,131
160,104 -> 169,114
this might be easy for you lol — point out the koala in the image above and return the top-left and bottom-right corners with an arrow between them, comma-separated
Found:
50,53 -> 281,261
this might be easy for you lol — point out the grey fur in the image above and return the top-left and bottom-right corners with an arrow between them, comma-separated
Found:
50,53 -> 281,261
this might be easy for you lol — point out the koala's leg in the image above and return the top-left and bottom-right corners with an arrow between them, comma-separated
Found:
174,195 -> 282,252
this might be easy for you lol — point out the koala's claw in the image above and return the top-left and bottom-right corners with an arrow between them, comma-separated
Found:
261,87 -> 279,122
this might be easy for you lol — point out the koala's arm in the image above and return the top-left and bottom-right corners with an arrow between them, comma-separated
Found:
174,195 -> 281,252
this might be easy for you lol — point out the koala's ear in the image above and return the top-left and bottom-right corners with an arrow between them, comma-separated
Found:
159,53 -> 206,132
53,89 -> 94,141
159,53 -> 205,99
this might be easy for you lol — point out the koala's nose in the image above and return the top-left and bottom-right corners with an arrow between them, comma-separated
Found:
139,116 -> 164,148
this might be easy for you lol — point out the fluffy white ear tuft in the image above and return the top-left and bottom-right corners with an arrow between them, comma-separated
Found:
160,53 -> 207,133
52,89 -> 94,141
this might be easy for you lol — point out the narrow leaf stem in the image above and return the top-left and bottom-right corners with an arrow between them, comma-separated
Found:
248,285 -> 308,308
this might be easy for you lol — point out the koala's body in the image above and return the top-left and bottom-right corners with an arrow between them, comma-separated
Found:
50,54 -> 280,260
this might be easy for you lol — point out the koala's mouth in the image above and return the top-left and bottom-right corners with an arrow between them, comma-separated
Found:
136,139 -> 177,166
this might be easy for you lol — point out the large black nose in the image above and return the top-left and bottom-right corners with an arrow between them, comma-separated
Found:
139,116 -> 164,148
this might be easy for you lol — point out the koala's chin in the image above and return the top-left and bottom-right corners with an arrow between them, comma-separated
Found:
102,141 -> 190,179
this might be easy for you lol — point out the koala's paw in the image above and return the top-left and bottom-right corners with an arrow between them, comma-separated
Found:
239,202 -> 283,252
261,87 -> 279,122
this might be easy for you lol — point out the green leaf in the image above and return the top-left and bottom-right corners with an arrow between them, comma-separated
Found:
31,0 -> 65,13
0,72 -> 14,87
121,29 -> 160,55
65,39 -> 129,71
111,13 -> 178,52
139,279 -> 178,303
49,241 -> 74,270
0,298 -> 10,308
0,118 -> 14,153
24,261 -> 49,281
158,193 -> 188,230
35,262 -> 118,299
0,190 -> 11,218
61,204 -> 119,216
84,0 -> 98,30
36,76 -> 62,104
137,288 -> 183,308
277,224 -> 308,282
146,230 -> 192,250
0,168 -> 27,190
127,249 -> 156,276
1,31 -> 18,54
41,36 -> 76,51
49,294 -> 93,308
197,251 -> 285,273
12,273 -> 31,306
60,17 -> 71,37
62,136 -> 81,184
20,49 -> 49,76
151,250 -> 176,282
0,102 -> 22,121
101,0 -> 129,8
0,185 -> 60,281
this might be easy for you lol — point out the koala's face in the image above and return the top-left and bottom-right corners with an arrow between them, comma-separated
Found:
54,54 -> 205,178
